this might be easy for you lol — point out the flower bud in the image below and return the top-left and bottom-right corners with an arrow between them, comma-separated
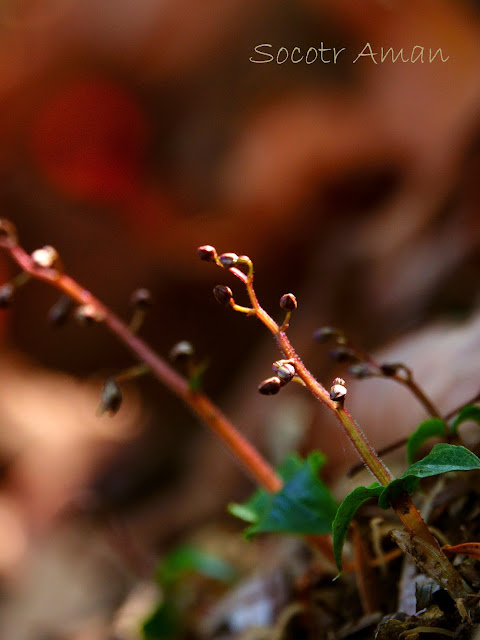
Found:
130,288 -> 152,309
279,293 -> 297,311
31,245 -> 60,269
0,283 -> 14,308
380,362 -> 410,381
329,346 -> 360,364
349,363 -> 373,379
98,378 -> 123,416
272,360 -> 295,385
197,245 -> 217,262
74,304 -> 104,325
169,340 -> 195,364
258,376 -> 282,395
313,327 -> 343,344
48,295 -> 73,327
330,377 -> 347,403
218,253 -> 239,269
0,220 -> 17,245
213,285 -> 233,306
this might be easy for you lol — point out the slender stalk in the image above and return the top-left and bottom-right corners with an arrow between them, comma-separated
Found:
391,369 -> 443,420
0,231 -> 338,569
0,237 -> 282,494
213,253 -> 471,600
241,266 -> 394,487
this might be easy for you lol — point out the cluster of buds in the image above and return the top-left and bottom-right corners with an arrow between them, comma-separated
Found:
313,326 -> 361,365
197,245 -> 253,275
314,325 -> 416,388
314,325 -> 377,378
258,359 -> 296,396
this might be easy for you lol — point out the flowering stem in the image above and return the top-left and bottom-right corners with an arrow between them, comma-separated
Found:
0,235 -> 282,494
210,251 -> 471,600
241,266 -> 395,487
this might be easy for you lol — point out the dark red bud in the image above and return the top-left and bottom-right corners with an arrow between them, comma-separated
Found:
99,378 -> 123,416
329,347 -> 360,364
213,285 -> 233,306
197,245 -> 217,262
313,327 -> 342,344
258,376 -> 282,395
218,253 -> 239,269
380,362 -> 411,381
48,295 -> 74,327
279,293 -> 297,311
130,288 -> 152,309
380,363 -> 400,377
349,363 -> 373,379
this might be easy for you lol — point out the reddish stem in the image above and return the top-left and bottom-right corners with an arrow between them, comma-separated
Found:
1,240 -> 283,494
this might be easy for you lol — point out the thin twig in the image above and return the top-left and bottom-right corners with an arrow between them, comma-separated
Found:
0,235 -> 282,494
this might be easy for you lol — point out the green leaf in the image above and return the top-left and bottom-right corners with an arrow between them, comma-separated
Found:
157,545 -> 236,586
229,453 -> 305,525
229,451 -> 337,538
142,600 -> 179,639
406,418 -> 447,464
378,444 -> 480,508
450,405 -> 480,436
332,483 -> 383,573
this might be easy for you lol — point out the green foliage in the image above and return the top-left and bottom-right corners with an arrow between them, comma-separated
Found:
450,404 -> 480,436
143,545 -> 235,639
332,444 -> 480,573
229,452 -> 337,538
406,418 -> 447,464
143,602 -> 179,639
378,443 -> 480,508
157,544 -> 236,585
332,484 -> 383,572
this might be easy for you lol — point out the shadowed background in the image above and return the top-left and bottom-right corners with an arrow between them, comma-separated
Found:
0,1 -> 480,638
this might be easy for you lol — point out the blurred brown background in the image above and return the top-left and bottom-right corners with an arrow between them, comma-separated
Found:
1,1 -> 480,638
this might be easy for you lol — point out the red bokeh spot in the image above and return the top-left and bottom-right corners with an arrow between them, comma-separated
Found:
31,77 -> 149,205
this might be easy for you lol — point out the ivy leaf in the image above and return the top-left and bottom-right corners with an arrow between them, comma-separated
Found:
229,454 -> 305,525
229,452 -> 337,538
378,444 -> 480,508
406,418 -> 447,464
450,405 -> 480,436
332,484 -> 383,573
